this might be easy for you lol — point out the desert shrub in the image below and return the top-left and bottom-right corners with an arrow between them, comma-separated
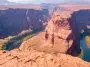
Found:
23,33 -> 37,41
0,44 -> 6,50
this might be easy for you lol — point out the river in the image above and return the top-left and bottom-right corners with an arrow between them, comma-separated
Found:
80,37 -> 90,62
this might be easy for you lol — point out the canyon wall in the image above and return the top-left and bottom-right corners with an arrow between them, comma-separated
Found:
0,8 -> 49,38
44,10 -> 80,56
71,9 -> 90,32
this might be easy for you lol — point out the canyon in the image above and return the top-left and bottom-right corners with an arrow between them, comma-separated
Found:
0,5 -> 90,67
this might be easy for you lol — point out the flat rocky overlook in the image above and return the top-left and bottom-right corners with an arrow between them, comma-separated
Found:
0,48 -> 90,67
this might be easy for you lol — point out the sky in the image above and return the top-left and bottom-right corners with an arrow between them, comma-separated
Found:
0,0 -> 90,5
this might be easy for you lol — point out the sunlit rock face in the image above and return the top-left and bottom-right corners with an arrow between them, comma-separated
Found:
45,10 -> 81,56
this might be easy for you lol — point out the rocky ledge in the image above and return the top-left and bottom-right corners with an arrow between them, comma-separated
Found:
0,49 -> 90,67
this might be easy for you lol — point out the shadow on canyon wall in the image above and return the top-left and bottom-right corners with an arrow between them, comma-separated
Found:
0,8 -> 49,38
67,9 -> 90,56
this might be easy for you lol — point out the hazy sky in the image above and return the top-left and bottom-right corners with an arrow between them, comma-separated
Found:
0,0 -> 90,4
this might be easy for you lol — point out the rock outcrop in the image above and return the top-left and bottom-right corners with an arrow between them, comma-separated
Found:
0,49 -> 90,67
44,10 -> 81,56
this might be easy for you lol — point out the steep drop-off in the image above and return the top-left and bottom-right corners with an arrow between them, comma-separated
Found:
0,8 -> 49,38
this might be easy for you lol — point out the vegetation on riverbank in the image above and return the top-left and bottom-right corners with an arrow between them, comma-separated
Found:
85,36 -> 90,48
0,29 -> 43,50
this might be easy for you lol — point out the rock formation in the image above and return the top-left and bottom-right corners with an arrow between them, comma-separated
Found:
0,49 -> 90,67
19,9 -> 89,57
44,10 -> 81,56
